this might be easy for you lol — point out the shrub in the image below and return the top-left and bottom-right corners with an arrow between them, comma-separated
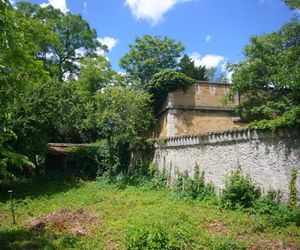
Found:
220,171 -> 260,209
174,165 -> 215,200
149,164 -> 168,190
250,191 -> 280,215
250,190 -> 300,227
270,205 -> 300,227
124,222 -> 195,249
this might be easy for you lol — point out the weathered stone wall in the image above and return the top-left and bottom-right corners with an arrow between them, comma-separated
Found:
156,82 -> 242,138
156,112 -> 168,138
171,82 -> 237,108
174,109 -> 239,136
153,128 -> 300,201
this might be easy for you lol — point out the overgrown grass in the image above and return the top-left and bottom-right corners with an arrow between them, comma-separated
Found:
0,173 -> 299,249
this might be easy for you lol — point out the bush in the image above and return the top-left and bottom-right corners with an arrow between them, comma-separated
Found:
173,165 -> 215,200
100,162 -> 153,189
124,222 -> 195,250
249,190 -> 300,227
220,171 -> 260,209
250,191 -> 280,215
149,164 -> 168,190
271,206 -> 300,227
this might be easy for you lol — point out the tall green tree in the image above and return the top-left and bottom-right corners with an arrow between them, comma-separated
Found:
10,81 -> 86,164
16,2 -> 104,81
178,54 -> 207,81
0,0 -> 47,177
119,35 -> 185,86
228,20 -> 300,129
75,56 -> 115,96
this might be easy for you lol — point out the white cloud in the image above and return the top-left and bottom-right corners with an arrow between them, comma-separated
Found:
190,52 -> 224,68
205,34 -> 212,42
83,1 -> 88,14
221,62 -> 233,82
125,0 -> 192,25
259,0 -> 275,5
40,0 -> 69,13
190,53 -> 233,82
97,37 -> 119,51
9,0 -> 15,5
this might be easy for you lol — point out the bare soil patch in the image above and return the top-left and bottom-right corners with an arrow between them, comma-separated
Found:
250,240 -> 297,250
26,208 -> 98,237
207,220 -> 229,236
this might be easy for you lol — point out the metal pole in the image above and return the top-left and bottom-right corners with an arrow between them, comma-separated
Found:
8,190 -> 16,225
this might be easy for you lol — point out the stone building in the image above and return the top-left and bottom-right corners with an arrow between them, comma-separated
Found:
155,81 -> 241,137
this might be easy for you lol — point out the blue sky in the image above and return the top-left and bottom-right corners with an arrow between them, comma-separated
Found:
12,0 -> 295,78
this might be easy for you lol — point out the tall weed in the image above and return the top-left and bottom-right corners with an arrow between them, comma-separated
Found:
220,171 -> 260,209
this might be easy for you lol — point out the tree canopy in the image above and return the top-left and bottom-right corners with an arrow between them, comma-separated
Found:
178,54 -> 207,81
119,35 -> 185,86
0,1 -> 155,178
228,20 -> 300,129
16,2 -> 104,81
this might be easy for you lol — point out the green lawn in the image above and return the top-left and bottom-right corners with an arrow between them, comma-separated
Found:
0,176 -> 299,249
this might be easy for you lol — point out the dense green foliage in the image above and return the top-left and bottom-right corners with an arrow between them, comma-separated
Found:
173,165 -> 215,200
220,171 -> 260,209
0,1 -> 154,178
0,0 -> 45,177
178,54 -> 207,81
147,69 -> 195,111
119,35 -> 185,86
220,170 -> 300,227
16,2 -> 103,81
228,20 -> 300,129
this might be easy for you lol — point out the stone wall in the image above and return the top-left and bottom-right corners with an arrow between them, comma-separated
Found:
174,109 -> 239,136
171,82 -> 237,108
153,128 -> 300,201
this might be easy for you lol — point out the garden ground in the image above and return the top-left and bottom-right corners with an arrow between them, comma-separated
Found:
0,175 -> 299,249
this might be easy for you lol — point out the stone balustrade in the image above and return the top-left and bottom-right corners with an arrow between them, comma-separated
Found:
155,128 -> 300,148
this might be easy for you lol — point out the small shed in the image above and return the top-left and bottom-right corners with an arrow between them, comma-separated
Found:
46,143 -> 91,172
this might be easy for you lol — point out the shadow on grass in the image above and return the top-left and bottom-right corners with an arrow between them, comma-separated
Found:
0,171 -> 82,203
0,228 -> 56,250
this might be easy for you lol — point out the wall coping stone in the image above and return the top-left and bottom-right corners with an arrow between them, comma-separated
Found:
155,128 -> 300,148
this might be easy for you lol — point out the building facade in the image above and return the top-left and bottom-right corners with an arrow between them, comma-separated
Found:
156,81 -> 241,138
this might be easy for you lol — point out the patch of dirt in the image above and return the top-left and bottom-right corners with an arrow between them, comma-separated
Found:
250,240 -> 297,250
26,208 -> 98,237
207,220 -> 229,236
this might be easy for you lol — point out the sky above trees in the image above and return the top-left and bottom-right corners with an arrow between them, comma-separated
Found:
11,0 -> 296,79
